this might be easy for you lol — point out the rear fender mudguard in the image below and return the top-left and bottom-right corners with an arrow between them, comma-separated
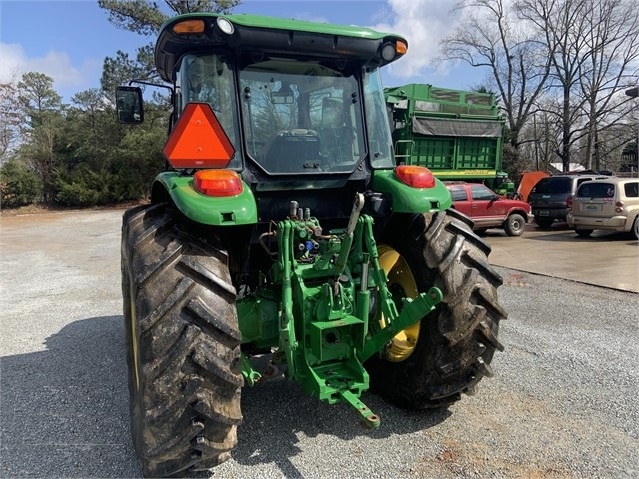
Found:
371,170 -> 453,213
152,172 -> 257,226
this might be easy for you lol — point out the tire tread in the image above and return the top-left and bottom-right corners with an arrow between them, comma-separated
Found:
367,210 -> 507,409
122,204 -> 241,477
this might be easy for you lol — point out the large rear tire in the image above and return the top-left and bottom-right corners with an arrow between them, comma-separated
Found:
366,209 -> 507,409
121,204 -> 243,477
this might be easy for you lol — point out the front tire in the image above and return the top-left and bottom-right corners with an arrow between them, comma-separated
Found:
504,213 -> 526,236
122,204 -> 243,477
366,209 -> 507,409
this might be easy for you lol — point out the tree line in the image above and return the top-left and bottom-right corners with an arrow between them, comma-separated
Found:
0,0 -> 238,209
0,72 -> 170,208
2,0 -> 638,209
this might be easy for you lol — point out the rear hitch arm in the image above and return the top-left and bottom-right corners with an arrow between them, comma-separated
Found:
335,193 -> 364,276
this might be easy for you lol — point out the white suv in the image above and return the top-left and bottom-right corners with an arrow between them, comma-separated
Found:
566,178 -> 639,239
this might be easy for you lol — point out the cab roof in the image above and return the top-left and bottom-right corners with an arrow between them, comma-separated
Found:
155,12 -> 407,82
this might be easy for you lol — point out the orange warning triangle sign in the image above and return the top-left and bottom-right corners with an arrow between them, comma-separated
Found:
163,102 -> 236,169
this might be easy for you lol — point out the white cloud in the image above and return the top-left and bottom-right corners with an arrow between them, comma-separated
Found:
0,43 -> 100,96
369,0 -> 461,80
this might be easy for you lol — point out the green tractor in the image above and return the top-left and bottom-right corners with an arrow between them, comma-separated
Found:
116,12 -> 507,478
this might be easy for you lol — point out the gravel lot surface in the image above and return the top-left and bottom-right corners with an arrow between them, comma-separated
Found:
1,209 -> 637,478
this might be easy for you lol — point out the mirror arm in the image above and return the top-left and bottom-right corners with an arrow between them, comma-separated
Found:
129,80 -> 175,103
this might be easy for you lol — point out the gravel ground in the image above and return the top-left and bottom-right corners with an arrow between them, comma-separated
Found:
1,209 -> 637,478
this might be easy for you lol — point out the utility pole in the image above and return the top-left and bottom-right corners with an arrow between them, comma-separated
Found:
626,87 -> 638,177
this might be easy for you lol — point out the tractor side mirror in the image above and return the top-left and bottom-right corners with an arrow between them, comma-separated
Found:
116,86 -> 144,124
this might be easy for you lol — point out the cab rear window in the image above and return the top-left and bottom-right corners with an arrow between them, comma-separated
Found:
578,183 -> 614,198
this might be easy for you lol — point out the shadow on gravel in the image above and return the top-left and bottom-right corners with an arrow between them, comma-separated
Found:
0,315 -> 140,478
525,229 -> 636,243
1,315 -> 451,479
233,356 -> 452,477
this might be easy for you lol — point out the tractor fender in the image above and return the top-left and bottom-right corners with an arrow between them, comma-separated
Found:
371,169 -> 453,213
152,172 -> 258,226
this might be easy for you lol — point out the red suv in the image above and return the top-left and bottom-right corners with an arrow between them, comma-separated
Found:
445,181 -> 534,236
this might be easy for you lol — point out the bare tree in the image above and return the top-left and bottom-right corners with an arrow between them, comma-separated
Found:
577,0 -> 639,170
519,107 -> 561,171
440,0 -> 552,150
516,0 -> 639,171
0,78 -> 22,163
515,0 -> 593,171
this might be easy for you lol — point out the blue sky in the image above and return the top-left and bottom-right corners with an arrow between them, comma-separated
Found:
0,0 -> 483,102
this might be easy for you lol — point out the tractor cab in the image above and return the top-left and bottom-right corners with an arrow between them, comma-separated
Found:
118,13 -> 404,185
174,51 -> 392,176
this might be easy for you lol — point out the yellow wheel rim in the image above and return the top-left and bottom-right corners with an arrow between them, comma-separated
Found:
377,244 -> 420,362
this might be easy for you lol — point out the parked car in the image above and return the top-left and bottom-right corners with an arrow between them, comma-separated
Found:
527,173 -> 609,228
445,181 -> 534,236
566,177 -> 639,239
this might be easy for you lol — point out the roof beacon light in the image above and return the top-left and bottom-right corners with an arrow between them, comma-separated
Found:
217,17 -> 234,35
173,19 -> 205,34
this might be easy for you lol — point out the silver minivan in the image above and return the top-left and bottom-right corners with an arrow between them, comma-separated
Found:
566,178 -> 639,239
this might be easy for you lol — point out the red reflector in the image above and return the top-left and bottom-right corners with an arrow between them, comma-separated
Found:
163,103 -> 235,169
194,170 -> 242,197
395,165 -> 436,188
